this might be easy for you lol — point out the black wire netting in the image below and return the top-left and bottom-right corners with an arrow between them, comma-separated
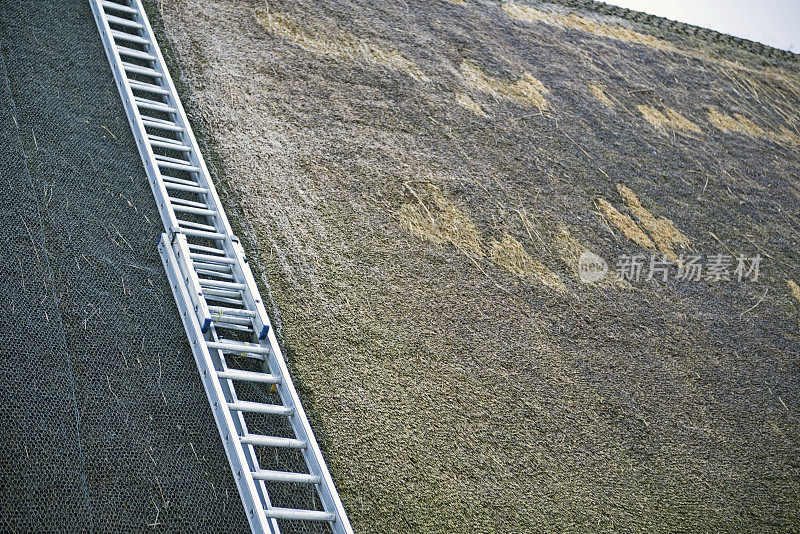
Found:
0,0 -> 249,530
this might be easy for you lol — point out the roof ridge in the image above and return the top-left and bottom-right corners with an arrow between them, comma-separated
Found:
542,0 -> 799,63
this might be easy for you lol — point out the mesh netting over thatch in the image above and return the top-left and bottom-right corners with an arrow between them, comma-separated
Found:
0,0 -> 247,530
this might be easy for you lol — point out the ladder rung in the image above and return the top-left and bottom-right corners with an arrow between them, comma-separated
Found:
217,369 -> 280,384
170,196 -> 208,209
129,79 -> 169,95
100,0 -> 137,14
172,203 -> 217,217
180,227 -> 225,240
110,29 -> 149,45
196,262 -> 234,274
240,434 -> 306,449
156,153 -> 193,165
203,287 -> 243,299
163,181 -> 208,194
264,507 -> 334,522
105,13 -> 144,29
149,138 -> 191,152
141,117 -> 183,132
188,243 -> 226,255
178,220 -> 217,232
156,158 -> 200,173
192,261 -> 233,274
253,470 -> 321,485
122,62 -> 162,78
136,97 -> 177,113
169,197 -> 211,211
160,174 -> 200,188
147,132 -> 183,144
204,294 -> 244,307
116,45 -> 156,61
198,278 -> 245,291
214,318 -> 253,334
197,268 -> 235,281
215,322 -> 254,333
208,305 -> 254,317
228,401 -> 293,416
207,341 -> 270,355
212,316 -> 252,329
190,252 -> 235,265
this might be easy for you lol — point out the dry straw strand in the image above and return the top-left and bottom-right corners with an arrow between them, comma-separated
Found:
503,2 -> 676,52
489,233 -> 564,290
788,280 -> 800,303
666,108 -> 703,134
400,183 -> 564,290
589,84 -> 614,107
616,183 -> 689,262
597,197 -> 656,251
637,104 -> 702,134
399,182 -> 484,258
256,8 -> 429,82
460,60 -> 548,111
707,106 -> 800,146
455,91 -> 488,117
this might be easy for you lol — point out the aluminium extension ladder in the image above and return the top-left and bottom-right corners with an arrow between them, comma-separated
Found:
89,1 -> 353,532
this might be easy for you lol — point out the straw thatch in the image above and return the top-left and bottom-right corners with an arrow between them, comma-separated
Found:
148,0 -> 800,530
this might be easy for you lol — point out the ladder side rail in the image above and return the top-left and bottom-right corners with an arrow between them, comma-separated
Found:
128,0 -> 236,240
159,235 -> 274,534
93,1 -> 354,531
90,0 -> 180,233
229,239 -> 273,340
122,0 -> 279,342
93,0 -> 229,335
122,0 -> 273,341
172,233 -> 213,332
213,331 -> 283,534
260,330 -> 353,533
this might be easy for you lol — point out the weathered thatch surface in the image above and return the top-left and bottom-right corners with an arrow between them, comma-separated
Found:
151,0 -> 800,530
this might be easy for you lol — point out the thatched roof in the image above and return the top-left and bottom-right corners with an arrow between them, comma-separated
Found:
152,0 -> 800,530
